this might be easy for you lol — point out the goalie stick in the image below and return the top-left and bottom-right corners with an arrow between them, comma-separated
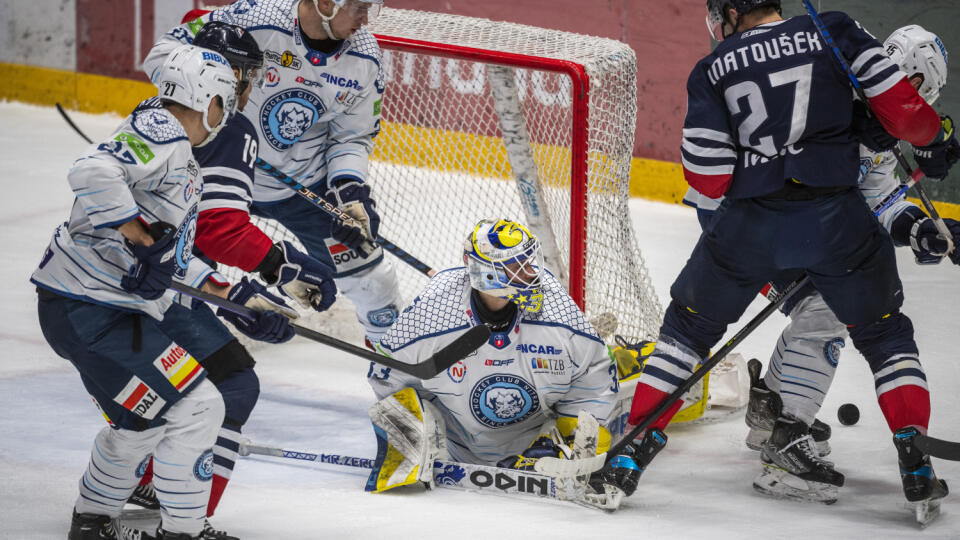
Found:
169,281 -> 490,379
53,103 -> 438,278
238,440 -> 615,510
801,0 -> 952,254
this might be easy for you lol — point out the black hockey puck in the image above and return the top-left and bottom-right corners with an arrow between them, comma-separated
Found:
838,403 -> 860,426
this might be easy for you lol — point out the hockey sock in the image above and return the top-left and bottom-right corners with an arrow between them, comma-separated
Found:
876,375 -> 930,433
207,423 -> 242,517
628,384 -> 685,431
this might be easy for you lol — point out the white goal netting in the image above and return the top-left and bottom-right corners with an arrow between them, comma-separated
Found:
235,8 -> 663,344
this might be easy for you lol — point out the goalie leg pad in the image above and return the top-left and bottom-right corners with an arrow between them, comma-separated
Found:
366,387 -> 446,492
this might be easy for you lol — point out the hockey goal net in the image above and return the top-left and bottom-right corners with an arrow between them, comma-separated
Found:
245,8 -> 663,344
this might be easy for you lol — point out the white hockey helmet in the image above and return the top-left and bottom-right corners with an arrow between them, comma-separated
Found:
884,25 -> 948,105
463,219 -> 544,313
313,0 -> 384,39
154,44 -> 238,144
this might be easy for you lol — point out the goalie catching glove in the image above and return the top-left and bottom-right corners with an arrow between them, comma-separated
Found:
326,179 -> 381,258
257,241 -> 337,311
217,277 -> 298,343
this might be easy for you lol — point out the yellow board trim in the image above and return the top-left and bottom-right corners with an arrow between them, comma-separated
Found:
4,62 -> 960,219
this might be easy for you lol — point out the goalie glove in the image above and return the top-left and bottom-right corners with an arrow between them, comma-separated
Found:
326,179 -> 381,258
257,241 -> 337,312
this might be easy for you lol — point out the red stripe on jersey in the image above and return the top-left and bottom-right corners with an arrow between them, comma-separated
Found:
196,208 -> 274,272
867,77 -> 941,147
683,169 -> 734,199
122,383 -> 149,410
174,363 -> 203,391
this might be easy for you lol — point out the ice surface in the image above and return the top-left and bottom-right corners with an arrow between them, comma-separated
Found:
1,102 -> 958,539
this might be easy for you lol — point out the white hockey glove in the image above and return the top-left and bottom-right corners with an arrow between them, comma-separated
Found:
366,387 -> 447,493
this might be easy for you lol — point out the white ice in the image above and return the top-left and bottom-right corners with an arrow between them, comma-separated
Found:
1,101 -> 959,539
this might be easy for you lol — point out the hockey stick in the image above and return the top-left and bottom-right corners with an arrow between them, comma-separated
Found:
606,173 -> 917,456
53,102 -> 438,278
253,158 -> 436,277
801,0 -> 953,254
168,281 -> 490,379
914,434 -> 960,462
238,440 -> 603,507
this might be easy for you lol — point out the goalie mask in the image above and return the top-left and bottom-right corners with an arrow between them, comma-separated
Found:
463,219 -> 544,313
884,25 -> 948,105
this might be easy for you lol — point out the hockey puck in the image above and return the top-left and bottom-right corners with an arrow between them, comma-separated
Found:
838,403 -> 860,426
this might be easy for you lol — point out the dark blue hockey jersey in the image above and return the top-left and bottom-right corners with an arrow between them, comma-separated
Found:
681,12 -> 905,199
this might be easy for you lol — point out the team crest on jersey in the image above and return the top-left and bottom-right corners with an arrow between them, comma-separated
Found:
469,374 -> 540,428
136,456 -> 151,478
447,360 -> 466,383
260,89 -> 325,150
173,207 -> 198,279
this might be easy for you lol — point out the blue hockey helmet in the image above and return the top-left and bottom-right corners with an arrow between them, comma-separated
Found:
463,219 -> 544,313
706,0 -> 781,40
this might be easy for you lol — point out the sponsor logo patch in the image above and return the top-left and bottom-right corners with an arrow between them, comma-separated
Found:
264,49 -> 302,70
434,463 -> 467,485
530,357 -> 565,374
485,358 -> 513,367
469,374 -> 540,428
153,342 -> 202,391
516,343 -> 563,355
323,237 -> 369,273
114,376 -> 166,420
295,75 -> 324,88
265,66 -> 280,87
447,361 -> 466,383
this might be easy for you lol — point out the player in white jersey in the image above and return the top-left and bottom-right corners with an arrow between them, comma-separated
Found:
683,24 -> 958,506
144,0 -> 405,348
33,46 -> 297,540
362,219 -> 642,501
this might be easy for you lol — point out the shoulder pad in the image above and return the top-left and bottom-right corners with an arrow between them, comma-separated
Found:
215,0 -> 296,31
523,273 -> 600,339
130,108 -> 188,144
381,269 -> 471,350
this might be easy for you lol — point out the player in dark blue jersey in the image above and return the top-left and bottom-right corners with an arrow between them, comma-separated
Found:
598,0 -> 959,509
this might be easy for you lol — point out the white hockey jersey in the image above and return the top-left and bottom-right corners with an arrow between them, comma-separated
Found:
369,268 -> 618,465
683,143 -> 920,232
143,0 -> 383,203
31,104 -> 216,320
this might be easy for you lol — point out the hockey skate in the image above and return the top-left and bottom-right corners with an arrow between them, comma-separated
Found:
744,359 -> 831,455
585,429 -> 668,510
893,427 -> 949,528
69,510 -> 155,540
753,417 -> 845,505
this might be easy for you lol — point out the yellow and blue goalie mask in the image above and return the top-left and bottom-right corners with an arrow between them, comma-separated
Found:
463,219 -> 544,313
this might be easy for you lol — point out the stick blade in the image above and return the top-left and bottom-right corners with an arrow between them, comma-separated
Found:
415,325 -> 491,378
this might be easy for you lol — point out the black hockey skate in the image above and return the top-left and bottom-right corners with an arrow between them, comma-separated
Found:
200,519 -> 239,540
69,510 -> 120,540
588,428 -> 668,504
753,417 -> 845,505
744,359 -> 831,455
893,427 -> 949,528
122,483 -> 160,522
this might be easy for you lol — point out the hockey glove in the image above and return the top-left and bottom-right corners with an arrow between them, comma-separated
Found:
850,100 -> 898,153
891,206 -> 960,265
217,277 -> 297,344
326,180 -> 380,258
588,429 -> 667,497
496,434 -> 565,471
120,221 -> 178,300
914,116 -> 960,181
258,241 -> 337,312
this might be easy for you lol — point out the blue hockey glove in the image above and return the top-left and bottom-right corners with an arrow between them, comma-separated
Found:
258,241 -> 337,312
496,434 -> 564,471
891,207 -> 960,265
120,221 -> 178,300
914,116 -> 960,180
326,179 -> 380,258
217,277 -> 297,344
851,100 -> 898,153
588,429 -> 667,497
